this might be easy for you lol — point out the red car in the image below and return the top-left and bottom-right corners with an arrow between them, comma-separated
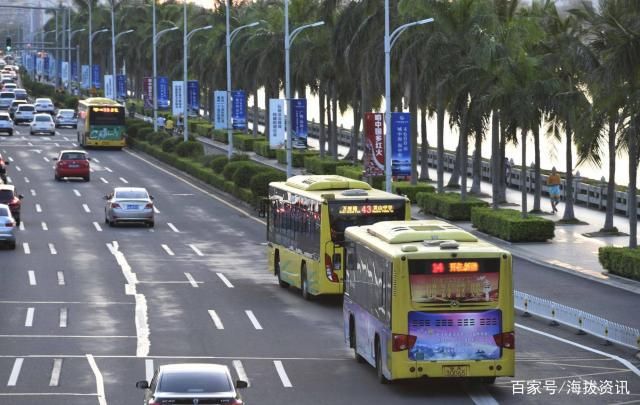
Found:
54,150 -> 90,181
0,184 -> 23,226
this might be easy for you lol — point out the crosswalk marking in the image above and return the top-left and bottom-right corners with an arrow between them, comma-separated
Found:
188,244 -> 203,256
145,359 -> 154,382
7,358 -> 23,386
274,361 -> 292,387
28,270 -> 36,285
23,243 -> 30,254
208,310 -> 224,330
93,222 -> 103,232
49,243 -> 57,255
59,308 -> 68,328
83,204 -> 91,213
233,360 -> 250,387
41,222 -> 48,230
168,223 -> 179,233
25,308 -> 34,327
35,203 -> 42,212
49,359 -> 63,386
73,189 -> 81,197
245,310 -> 263,330
57,271 -> 65,286
184,272 -> 199,288
161,244 -> 174,256
217,273 -> 234,288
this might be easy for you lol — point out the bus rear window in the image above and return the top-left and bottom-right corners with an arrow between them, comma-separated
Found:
408,258 -> 500,303
328,199 -> 406,243
89,107 -> 125,126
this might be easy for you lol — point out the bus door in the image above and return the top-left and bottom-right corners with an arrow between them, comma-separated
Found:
324,240 -> 343,284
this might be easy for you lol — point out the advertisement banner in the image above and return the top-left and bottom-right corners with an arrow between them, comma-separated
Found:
231,90 -> 247,130
214,90 -> 228,130
289,99 -> 308,148
187,80 -> 199,116
71,62 -> 78,81
364,113 -> 385,177
36,57 -> 43,75
61,62 -> 69,84
172,81 -> 184,116
391,112 -> 411,177
81,65 -> 90,89
157,76 -> 169,109
269,99 -> 285,149
43,56 -> 50,76
116,75 -> 127,99
143,77 -> 153,109
104,75 -> 114,99
92,64 -> 101,89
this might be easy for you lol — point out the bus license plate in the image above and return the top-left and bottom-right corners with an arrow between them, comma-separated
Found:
443,365 -> 468,377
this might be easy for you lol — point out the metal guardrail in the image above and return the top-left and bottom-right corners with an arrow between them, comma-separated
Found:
515,291 -> 640,351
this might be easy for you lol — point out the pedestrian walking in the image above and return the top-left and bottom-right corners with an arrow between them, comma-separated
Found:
157,115 -> 166,130
547,167 -> 562,213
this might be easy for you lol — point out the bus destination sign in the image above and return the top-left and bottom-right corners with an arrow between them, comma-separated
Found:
338,204 -> 395,215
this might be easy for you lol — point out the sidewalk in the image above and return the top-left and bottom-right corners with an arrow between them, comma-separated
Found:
195,135 -> 640,294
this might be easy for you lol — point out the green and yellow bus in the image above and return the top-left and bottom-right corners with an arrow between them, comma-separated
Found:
343,220 -> 515,383
266,175 -> 411,299
77,97 -> 126,148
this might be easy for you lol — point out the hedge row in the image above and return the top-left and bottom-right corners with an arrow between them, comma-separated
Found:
392,181 -> 435,203
276,149 -> 317,167
335,165 -> 384,189
253,139 -> 277,159
471,207 -> 555,242
598,247 -> 640,281
303,156 -> 351,175
417,192 -> 489,221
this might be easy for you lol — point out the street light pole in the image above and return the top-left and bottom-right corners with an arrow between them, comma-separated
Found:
110,0 -> 116,99
383,2 -> 433,192
69,28 -> 85,88
87,0 -> 93,90
153,23 -> 178,132
89,28 -> 109,91
113,29 -> 134,99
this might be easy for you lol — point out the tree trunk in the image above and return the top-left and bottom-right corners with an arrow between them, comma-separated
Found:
491,109 -> 500,208
602,117 -> 617,231
627,118 -> 638,248
562,125 -> 576,221
533,125 -> 541,212
419,107 -> 430,181
470,130 -> 482,194
347,102 -> 361,164
327,92 -> 334,158
521,129 -> 528,218
460,105 -> 469,199
319,86 -> 326,158
447,133 -> 462,189
331,82 -> 338,158
497,126 -> 508,203
436,91 -> 445,193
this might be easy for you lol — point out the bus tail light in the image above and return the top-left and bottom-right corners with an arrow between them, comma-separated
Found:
493,331 -> 515,349
325,254 -> 339,282
392,333 -> 417,352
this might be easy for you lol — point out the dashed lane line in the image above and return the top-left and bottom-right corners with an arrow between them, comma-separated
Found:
188,244 -> 203,256
30,189 -> 36,196
208,310 -> 224,330
35,203 -> 42,213
25,308 -> 34,327
41,222 -> 47,231
92,158 -> 100,163
100,177 -> 108,183
87,354 -> 107,405
73,189 -> 81,197
24,176 -> 30,183
184,272 -> 199,288
23,243 -> 30,255
168,223 -> 179,233
19,222 -> 24,231
43,157 -> 49,162
119,177 -> 128,184
245,310 -> 263,330
153,206 -> 160,214
93,222 -> 103,232
57,271 -> 65,286
83,204 -> 91,213
161,244 -> 174,256
49,359 -> 63,386
217,273 -> 234,288
28,270 -> 36,285
145,359 -> 154,382
273,361 -> 292,388
49,243 -> 57,255
104,167 -> 112,173
7,358 -> 23,386
15,165 -> 21,172
59,308 -> 68,328
233,360 -> 250,387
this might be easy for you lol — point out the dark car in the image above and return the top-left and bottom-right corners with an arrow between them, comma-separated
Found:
136,363 -> 247,405
0,184 -> 23,226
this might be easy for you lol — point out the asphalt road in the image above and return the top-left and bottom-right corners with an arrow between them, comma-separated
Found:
0,126 -> 639,405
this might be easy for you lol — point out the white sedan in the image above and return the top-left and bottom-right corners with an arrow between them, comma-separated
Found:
34,98 -> 55,114
30,114 -> 55,136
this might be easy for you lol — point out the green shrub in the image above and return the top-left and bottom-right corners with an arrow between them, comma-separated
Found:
250,170 -> 287,200
304,156 -> 351,175
233,134 -> 257,151
230,153 -> 250,161
276,149 -> 318,167
471,207 -> 555,242
175,141 -> 204,158
148,131 -> 172,145
418,192 -> 489,221
337,165 -> 364,180
223,160 -> 254,181
199,154 -> 220,167
138,127 -> 155,141
599,247 -> 640,281
212,130 -> 228,143
211,156 -> 229,173
253,139 -> 277,158
195,124 -> 212,137
232,163 -> 264,188
161,137 -> 182,153
392,181 -> 436,203
126,125 -> 139,138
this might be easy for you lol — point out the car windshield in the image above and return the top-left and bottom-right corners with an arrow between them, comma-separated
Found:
61,153 -> 86,160
36,116 -> 51,122
36,99 -> 51,104
115,191 -> 148,199
59,111 -> 74,117
0,207 -> 8,217
0,190 -> 14,202
158,371 -> 232,393
0,116 -> 9,121
0,93 -> 14,98
19,106 -> 34,111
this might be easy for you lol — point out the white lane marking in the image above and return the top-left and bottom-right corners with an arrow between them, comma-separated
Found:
5,176 -> 11,183
49,243 -> 57,255
106,242 -> 149,357
217,273 -> 234,288
43,157 -> 49,162
15,166 -> 21,172
167,223 -> 179,233
28,271 -> 36,285
35,203 -> 42,212
7,156 -> 13,162
161,244 -> 174,256
82,204 -> 91,213
188,244 -> 204,256
54,143 -> 60,147
208,310 -> 224,330
30,189 -> 36,196
19,222 -> 24,231
25,308 -> 34,327
23,243 -> 30,255
466,384 -> 499,405
100,177 -> 108,184
104,167 -> 113,173
274,361 -> 292,387
73,189 -> 81,197
41,222 -> 48,231
245,310 -> 263,330
184,273 -> 199,288
49,359 -> 63,386
71,142 -> 77,147
153,206 -> 160,214
119,177 -> 128,184
92,158 -> 100,163
87,354 -> 107,405
59,308 -> 68,328
93,222 -> 103,232
233,360 -> 250,387
57,271 -> 65,286
516,323 -> 640,378
7,358 -> 24,386
145,359 -> 154,382
27,142 -> 32,146
24,177 -> 30,183
63,136 -> 69,141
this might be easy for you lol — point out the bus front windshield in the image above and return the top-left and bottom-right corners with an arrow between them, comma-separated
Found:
89,106 -> 125,126
328,199 -> 406,243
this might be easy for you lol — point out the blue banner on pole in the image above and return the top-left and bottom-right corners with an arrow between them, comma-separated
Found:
71,62 -> 78,81
391,112 -> 411,177
231,90 -> 247,130
187,80 -> 199,116
92,64 -> 101,89
81,65 -> 90,89
43,56 -> 50,76
157,77 -> 169,109
290,99 -> 308,149
116,75 -> 127,99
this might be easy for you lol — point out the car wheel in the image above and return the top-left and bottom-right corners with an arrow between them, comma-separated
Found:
15,216 -> 20,227
9,241 -> 16,250
8,131 -> 12,136
54,173 -> 60,181
108,219 -> 115,227
301,263 -> 311,301
84,175 -> 90,182
147,221 -> 154,228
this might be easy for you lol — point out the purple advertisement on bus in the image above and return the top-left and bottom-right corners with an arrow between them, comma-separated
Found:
408,310 -> 502,361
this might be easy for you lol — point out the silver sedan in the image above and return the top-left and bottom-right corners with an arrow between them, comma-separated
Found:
104,187 -> 154,227
0,203 -> 16,249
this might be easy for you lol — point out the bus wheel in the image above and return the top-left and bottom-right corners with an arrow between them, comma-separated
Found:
375,339 -> 389,384
301,264 -> 311,301
350,318 -> 365,364
275,253 -> 288,288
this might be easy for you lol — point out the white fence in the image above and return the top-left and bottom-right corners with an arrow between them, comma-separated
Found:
515,291 -> 640,351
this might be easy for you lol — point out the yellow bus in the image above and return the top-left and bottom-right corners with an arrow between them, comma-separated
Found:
77,97 -> 126,148
343,220 -> 514,383
266,175 -> 411,299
